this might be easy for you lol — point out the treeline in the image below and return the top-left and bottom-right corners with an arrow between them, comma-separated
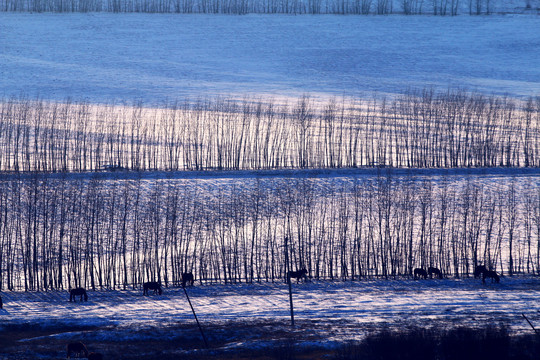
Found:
0,172 -> 537,291
0,90 -> 539,172
0,0 -> 515,15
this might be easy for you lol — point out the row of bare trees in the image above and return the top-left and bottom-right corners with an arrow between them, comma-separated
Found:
0,171 -> 537,291
0,91 -> 539,172
403,0 -> 494,15
0,0 -> 519,15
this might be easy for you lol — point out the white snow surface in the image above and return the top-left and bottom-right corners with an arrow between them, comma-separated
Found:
1,14 -> 540,104
2,277 -> 540,343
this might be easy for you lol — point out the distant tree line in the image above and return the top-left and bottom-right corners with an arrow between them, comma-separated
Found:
0,172 -> 537,291
0,0 -> 517,15
0,90 -> 539,172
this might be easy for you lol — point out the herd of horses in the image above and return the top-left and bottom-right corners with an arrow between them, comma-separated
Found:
413,265 -> 500,283
1,266 -> 505,359
0,266 -> 504,309
0,265 -> 503,309
67,272 -> 195,302
285,266 -> 501,284
61,269 -> 308,304
413,267 -> 443,279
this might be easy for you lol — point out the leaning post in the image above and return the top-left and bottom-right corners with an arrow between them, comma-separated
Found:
183,285 -> 209,348
522,313 -> 540,337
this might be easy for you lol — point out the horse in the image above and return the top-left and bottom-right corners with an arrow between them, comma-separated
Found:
88,352 -> 104,360
143,281 -> 163,295
428,267 -> 443,279
181,272 -> 194,287
482,270 -> 500,283
66,342 -> 89,359
69,288 -> 88,302
413,268 -> 428,279
474,265 -> 487,278
287,268 -> 308,283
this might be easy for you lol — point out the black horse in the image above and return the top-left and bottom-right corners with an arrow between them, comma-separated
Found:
143,281 -> 163,295
482,270 -> 500,283
413,268 -> 428,279
474,265 -> 487,278
67,342 -> 89,359
182,272 -> 194,287
69,288 -> 88,302
287,268 -> 308,283
428,267 -> 443,279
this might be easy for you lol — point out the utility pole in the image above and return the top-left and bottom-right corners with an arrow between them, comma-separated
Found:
285,236 -> 295,326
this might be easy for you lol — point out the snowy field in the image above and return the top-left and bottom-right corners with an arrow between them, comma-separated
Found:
1,277 -> 540,358
1,14 -> 540,104
10,167 -> 540,195
2,8 -> 540,359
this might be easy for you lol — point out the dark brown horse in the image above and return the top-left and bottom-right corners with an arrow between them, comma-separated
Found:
287,268 -> 308,283
181,272 -> 194,287
88,352 -> 104,360
413,268 -> 428,279
474,265 -> 488,278
428,267 -> 443,279
482,270 -> 500,283
143,281 -> 162,295
66,342 -> 89,359
69,288 -> 88,302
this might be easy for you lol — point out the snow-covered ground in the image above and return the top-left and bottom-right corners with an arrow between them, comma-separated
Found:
2,277 -> 540,351
1,14 -> 540,104
1,9 -> 540,358
9,167 -> 540,197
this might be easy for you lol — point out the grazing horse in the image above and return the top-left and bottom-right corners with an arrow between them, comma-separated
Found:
88,352 -> 104,360
287,268 -> 308,283
66,342 -> 89,359
474,265 -> 488,278
482,270 -> 500,283
413,268 -> 428,280
181,272 -> 194,287
143,281 -> 163,295
69,288 -> 88,302
428,267 -> 443,279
